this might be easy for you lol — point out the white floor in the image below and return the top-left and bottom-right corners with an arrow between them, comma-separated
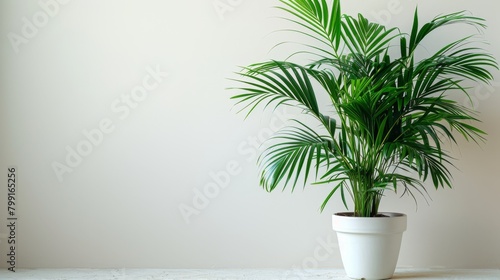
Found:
0,269 -> 499,280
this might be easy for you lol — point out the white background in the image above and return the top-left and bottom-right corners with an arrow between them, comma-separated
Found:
1,0 -> 499,270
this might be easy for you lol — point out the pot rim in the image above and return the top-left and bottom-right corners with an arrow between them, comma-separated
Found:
333,212 -> 406,218
332,212 -> 407,233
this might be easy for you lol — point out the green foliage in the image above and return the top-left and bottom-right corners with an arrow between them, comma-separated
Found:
231,0 -> 497,217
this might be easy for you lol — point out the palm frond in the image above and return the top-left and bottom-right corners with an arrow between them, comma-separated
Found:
231,61 -> 320,118
258,120 -> 332,192
278,0 -> 342,55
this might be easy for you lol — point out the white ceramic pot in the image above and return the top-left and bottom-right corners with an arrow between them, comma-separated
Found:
332,212 -> 407,280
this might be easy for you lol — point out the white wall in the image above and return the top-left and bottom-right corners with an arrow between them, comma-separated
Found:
0,0 -> 499,270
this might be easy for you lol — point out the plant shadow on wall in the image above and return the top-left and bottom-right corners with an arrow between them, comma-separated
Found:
230,0 -> 497,217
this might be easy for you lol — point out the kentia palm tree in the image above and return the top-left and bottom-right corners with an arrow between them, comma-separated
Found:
231,0 -> 497,217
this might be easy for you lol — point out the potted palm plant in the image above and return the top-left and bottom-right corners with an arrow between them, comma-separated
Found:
231,0 -> 497,278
